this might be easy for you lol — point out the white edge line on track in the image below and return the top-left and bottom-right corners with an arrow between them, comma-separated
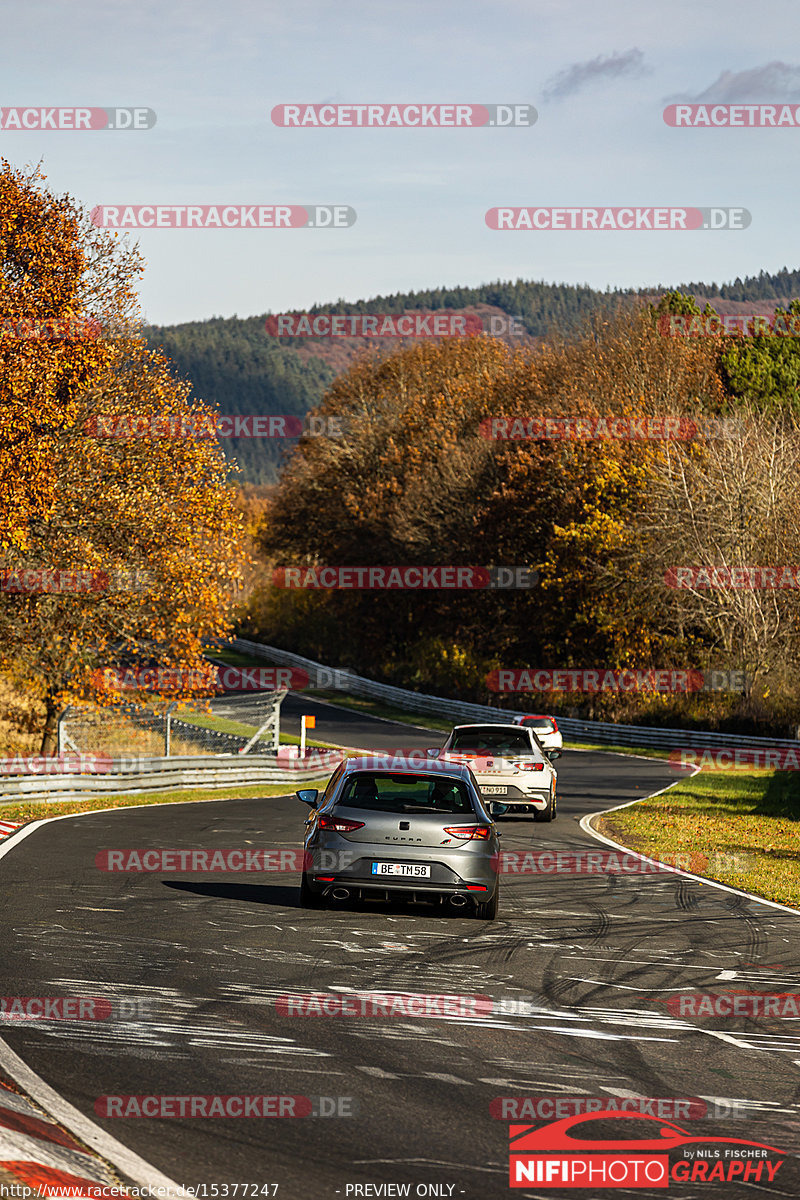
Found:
579,766 -> 800,918
0,801 -> 250,1197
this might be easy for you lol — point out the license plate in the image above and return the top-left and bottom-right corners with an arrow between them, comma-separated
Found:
371,862 -> 431,877
481,786 -> 508,795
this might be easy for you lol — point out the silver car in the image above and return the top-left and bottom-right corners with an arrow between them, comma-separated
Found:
298,758 -> 500,919
435,723 -> 560,821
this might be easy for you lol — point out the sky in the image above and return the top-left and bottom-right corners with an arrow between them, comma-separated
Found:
5,0 -> 800,325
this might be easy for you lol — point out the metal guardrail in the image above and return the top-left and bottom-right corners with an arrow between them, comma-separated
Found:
0,751 -> 343,802
232,637 -> 800,752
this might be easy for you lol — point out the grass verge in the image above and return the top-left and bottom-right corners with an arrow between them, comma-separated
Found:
566,739 -> 672,760
176,706 -> 334,749
595,768 -> 800,909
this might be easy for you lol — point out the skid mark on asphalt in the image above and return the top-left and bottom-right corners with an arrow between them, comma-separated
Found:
9,1019 -> 331,1061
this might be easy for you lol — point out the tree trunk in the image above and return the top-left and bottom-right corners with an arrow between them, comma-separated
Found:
39,692 -> 60,757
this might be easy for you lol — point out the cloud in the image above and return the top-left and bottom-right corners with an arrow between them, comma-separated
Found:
542,48 -> 647,102
670,61 -> 800,103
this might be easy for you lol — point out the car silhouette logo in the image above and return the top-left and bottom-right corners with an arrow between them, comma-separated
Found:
509,1110 -> 785,1155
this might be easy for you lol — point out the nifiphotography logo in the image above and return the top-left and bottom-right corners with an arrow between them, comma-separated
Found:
508,1111 -> 786,1188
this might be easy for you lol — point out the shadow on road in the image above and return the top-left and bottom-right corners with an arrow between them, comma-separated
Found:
162,879 -> 482,920
162,880 -> 299,905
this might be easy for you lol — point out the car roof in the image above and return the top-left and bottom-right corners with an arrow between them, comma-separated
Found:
341,756 -> 473,780
451,723 -> 534,732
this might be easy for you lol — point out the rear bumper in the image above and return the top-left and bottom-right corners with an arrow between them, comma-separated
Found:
478,785 -> 549,808
303,842 -> 497,904
304,835 -> 498,886
306,873 -> 495,907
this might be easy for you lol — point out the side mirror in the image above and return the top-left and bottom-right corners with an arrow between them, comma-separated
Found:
546,749 -> 562,761
426,748 -> 441,758
296,788 -> 319,806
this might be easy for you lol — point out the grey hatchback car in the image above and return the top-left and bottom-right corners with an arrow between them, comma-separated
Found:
297,758 -> 500,919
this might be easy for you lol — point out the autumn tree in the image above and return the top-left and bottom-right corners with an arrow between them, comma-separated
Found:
246,312 -> 726,703
616,404 -> 800,710
0,164 -> 246,752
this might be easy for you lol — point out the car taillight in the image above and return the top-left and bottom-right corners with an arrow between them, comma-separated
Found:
443,825 -> 491,840
550,718 -> 559,731
318,815 -> 366,832
519,762 -> 545,771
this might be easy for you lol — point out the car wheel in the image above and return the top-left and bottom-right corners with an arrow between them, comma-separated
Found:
300,872 -> 324,908
534,789 -> 557,822
475,883 -> 499,921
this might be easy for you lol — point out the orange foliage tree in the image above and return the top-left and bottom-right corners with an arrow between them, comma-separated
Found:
246,314 -> 726,705
0,163 -> 246,752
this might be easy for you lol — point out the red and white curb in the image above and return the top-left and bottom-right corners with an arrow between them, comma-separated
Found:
0,821 -> 20,841
0,1079 -> 125,1195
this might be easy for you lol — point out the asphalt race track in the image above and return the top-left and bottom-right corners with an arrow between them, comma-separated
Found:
0,699 -> 798,1198
211,690 -> 444,751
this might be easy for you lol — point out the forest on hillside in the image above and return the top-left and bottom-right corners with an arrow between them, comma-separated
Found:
238,293 -> 800,736
145,267 -> 800,483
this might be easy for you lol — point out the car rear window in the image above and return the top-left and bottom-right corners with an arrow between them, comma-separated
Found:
450,728 -> 534,754
337,773 -> 475,814
522,717 -> 556,733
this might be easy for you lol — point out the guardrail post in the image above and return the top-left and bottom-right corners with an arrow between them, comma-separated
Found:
165,702 -> 178,757
56,707 -> 73,757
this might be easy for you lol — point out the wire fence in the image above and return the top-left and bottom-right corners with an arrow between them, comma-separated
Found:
57,694 -> 285,760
